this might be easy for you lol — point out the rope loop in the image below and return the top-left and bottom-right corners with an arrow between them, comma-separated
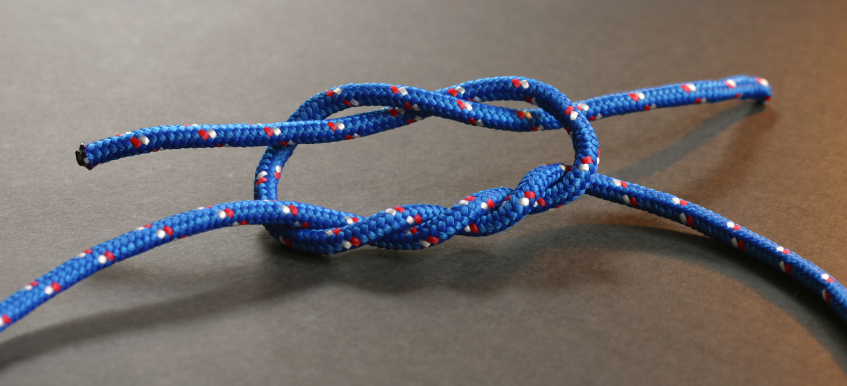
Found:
253,77 -> 599,252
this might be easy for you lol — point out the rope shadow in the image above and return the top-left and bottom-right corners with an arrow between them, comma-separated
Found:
610,101 -> 771,183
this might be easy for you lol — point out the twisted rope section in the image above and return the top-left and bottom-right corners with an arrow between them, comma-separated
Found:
3,75 -> 844,336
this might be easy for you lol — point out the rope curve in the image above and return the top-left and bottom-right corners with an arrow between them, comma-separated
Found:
3,75 -> 845,336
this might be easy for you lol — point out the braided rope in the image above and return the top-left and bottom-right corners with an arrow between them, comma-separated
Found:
3,75 -> 844,336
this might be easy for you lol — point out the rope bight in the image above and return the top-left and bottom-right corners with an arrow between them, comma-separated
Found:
1,75 -> 845,334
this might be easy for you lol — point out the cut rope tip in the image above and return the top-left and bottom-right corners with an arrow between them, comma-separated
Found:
75,142 -> 91,169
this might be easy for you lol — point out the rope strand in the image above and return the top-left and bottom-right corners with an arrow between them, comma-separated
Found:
6,75 -> 837,336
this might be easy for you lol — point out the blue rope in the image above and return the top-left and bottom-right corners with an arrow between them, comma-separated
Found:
3,75 -> 842,335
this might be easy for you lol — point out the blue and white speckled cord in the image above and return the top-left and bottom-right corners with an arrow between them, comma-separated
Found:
2,75 -> 843,334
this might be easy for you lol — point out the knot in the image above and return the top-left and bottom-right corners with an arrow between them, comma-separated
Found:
255,77 -> 599,253
77,76 -> 770,254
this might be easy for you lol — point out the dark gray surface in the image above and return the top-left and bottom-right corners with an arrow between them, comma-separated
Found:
2,0 -> 847,384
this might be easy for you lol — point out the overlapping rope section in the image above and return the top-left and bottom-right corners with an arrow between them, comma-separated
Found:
2,75 -> 844,334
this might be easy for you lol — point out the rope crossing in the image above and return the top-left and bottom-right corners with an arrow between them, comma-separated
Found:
2,75 -> 846,334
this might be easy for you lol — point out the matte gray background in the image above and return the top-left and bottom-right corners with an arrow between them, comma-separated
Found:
2,0 -> 846,385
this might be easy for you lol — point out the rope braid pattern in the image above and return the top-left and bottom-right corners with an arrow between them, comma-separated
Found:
2,75 -> 844,335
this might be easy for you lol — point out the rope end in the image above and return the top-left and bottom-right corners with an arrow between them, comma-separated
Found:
75,143 -> 92,170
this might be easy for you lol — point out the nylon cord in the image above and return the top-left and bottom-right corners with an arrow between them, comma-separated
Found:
3,75 -> 843,334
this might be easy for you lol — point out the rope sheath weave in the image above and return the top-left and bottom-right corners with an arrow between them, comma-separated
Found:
4,75 -> 844,335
